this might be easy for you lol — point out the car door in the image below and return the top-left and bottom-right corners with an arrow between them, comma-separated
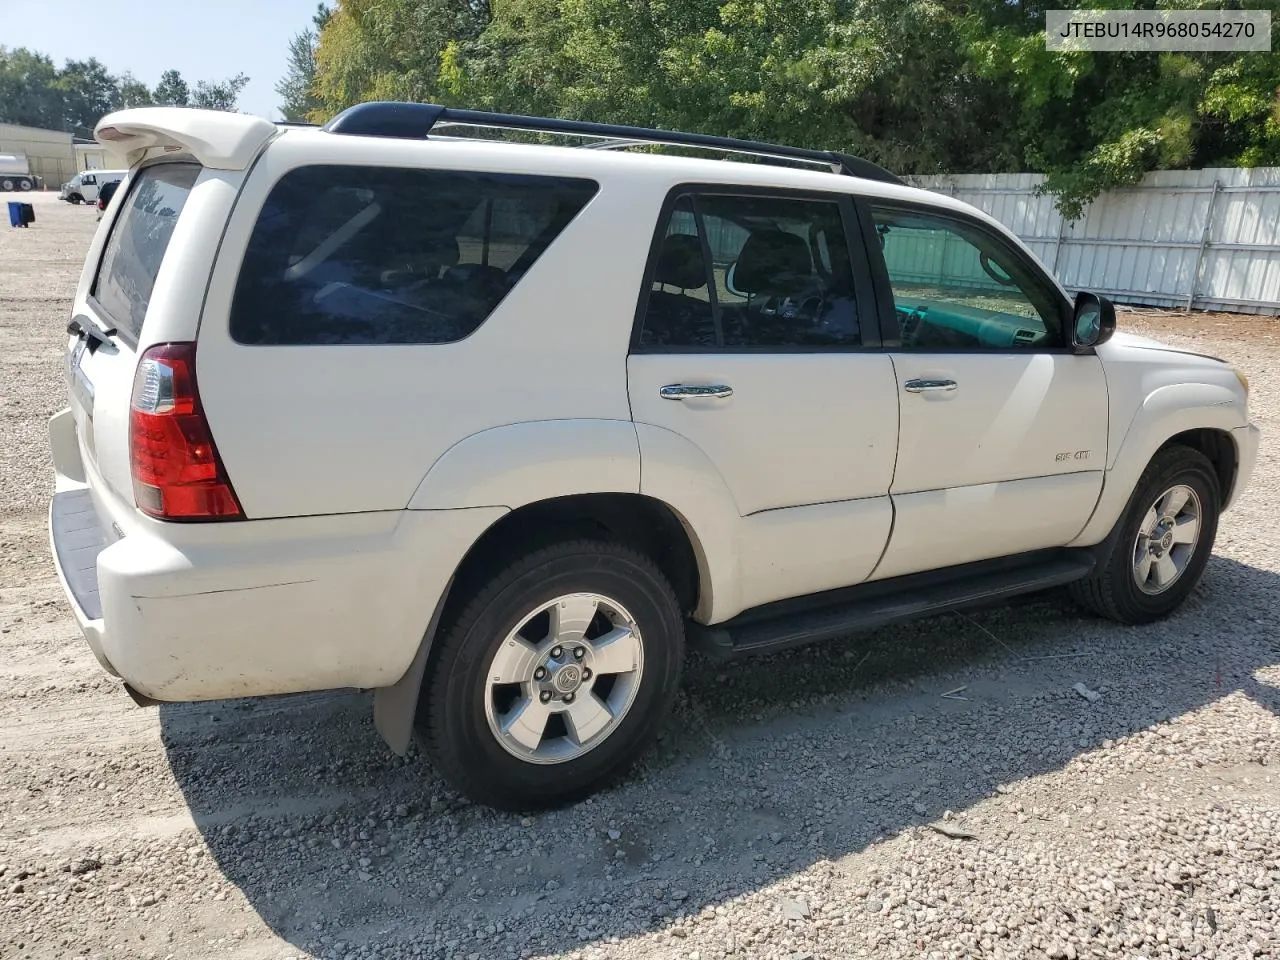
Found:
627,187 -> 900,617
857,199 -> 1109,581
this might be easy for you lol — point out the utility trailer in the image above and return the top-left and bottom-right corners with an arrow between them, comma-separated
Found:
0,154 -> 40,192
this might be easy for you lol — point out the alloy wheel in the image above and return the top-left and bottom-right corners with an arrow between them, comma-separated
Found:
483,592 -> 644,764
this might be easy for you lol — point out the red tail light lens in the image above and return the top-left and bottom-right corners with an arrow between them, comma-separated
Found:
129,342 -> 243,520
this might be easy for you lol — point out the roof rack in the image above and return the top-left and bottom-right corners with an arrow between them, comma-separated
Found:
320,101 -> 904,186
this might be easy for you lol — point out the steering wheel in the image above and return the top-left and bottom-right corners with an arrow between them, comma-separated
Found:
898,305 -> 927,347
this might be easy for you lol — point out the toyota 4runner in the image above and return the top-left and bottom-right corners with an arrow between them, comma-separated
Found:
48,103 -> 1260,810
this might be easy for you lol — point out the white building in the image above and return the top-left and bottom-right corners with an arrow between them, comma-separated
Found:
74,138 -> 131,173
0,122 -> 77,188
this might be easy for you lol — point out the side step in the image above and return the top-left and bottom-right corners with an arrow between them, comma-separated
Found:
686,548 -> 1095,659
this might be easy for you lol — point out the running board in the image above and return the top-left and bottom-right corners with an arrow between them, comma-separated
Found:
686,549 -> 1096,659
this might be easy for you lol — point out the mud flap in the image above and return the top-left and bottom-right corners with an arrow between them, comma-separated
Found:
373,576 -> 453,755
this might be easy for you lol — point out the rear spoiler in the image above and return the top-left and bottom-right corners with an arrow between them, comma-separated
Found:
94,108 -> 278,171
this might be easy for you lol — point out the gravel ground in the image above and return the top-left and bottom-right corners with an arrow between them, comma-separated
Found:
2,192 -> 1279,960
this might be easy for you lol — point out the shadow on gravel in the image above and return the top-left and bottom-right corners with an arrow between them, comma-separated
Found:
160,554 -> 1280,959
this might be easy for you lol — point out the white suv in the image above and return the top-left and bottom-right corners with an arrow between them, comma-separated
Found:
49,104 -> 1260,810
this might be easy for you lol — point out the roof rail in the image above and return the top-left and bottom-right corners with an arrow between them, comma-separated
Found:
321,101 -> 904,186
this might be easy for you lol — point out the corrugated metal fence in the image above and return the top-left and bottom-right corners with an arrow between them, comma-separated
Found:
907,167 -> 1280,315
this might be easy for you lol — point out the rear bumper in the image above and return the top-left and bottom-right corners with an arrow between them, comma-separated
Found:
48,408 -> 504,702
48,488 -> 118,677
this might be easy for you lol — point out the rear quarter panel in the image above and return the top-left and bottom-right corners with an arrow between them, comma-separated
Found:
194,133 -> 664,518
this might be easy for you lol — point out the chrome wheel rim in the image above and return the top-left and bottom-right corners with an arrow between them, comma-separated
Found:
483,593 -> 644,764
1132,484 -> 1202,595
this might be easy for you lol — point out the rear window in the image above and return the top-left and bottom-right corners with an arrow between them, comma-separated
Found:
229,165 -> 599,346
91,163 -> 201,342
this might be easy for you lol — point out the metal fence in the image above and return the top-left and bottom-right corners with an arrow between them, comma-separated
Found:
907,167 -> 1280,315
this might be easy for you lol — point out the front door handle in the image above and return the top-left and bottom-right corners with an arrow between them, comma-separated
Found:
660,383 -> 734,400
903,378 -> 957,393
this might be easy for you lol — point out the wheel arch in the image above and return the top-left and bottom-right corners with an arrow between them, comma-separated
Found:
1071,387 -> 1243,549
1163,427 -> 1237,509
374,491 -> 708,755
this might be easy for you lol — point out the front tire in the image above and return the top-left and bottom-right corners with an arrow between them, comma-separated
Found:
1070,445 -> 1220,624
417,539 -> 684,810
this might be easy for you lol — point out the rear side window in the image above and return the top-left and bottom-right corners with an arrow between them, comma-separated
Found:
229,166 -> 599,345
92,163 -> 201,342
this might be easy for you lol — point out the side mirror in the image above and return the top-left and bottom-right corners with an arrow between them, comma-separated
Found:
1071,291 -> 1116,349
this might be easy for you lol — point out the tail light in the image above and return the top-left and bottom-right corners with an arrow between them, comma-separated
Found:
129,342 -> 243,520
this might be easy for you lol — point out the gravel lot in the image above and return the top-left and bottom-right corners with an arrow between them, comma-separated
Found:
2,192 -> 1279,960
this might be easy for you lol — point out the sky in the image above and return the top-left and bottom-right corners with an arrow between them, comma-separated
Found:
0,0 -> 323,121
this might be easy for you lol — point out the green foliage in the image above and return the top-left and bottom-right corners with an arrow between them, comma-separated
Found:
55,59 -> 119,139
277,5 -> 333,121
192,73 -> 250,112
0,51 -> 250,138
312,0 -> 491,120
0,47 -> 63,129
967,0 -> 1280,216
115,73 -> 154,109
301,0 -> 1280,218
152,69 -> 190,107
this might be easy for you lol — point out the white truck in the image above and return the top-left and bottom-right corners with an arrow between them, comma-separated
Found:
0,153 -> 39,192
59,169 -> 128,204
48,105 -> 1259,811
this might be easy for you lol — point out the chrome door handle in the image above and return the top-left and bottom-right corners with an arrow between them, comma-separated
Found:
903,378 -> 957,393
660,383 -> 734,400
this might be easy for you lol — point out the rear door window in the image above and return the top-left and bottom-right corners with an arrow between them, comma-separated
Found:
228,166 -> 599,345
91,162 -> 201,343
637,191 -> 863,349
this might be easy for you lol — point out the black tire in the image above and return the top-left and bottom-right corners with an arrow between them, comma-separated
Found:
417,539 -> 684,810
1070,444 -> 1220,624
17,177 -> 33,191
69,194 -> 83,205
0,178 -> 13,192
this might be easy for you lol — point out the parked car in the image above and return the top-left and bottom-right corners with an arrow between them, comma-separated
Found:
95,177 -> 122,220
60,169 -> 127,204
49,104 -> 1259,811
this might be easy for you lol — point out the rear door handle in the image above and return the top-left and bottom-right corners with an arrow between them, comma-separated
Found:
903,378 -> 957,393
660,383 -> 733,400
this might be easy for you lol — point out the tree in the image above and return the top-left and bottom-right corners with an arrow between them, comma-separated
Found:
55,58 -> 119,138
311,0 -> 491,121
290,0 -> 1280,216
963,0 -> 1280,217
0,47 -> 63,129
152,69 -> 190,107
277,31 -> 319,121
191,73 -> 250,111
114,72 -> 154,109
1,51 -> 249,137
276,6 -> 332,122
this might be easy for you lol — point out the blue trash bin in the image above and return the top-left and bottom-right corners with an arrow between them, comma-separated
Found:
7,201 -> 24,228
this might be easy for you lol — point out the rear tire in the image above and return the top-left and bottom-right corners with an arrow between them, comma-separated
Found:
0,178 -> 13,192
1070,445 -> 1220,624
417,539 -> 684,810
17,177 -> 32,191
